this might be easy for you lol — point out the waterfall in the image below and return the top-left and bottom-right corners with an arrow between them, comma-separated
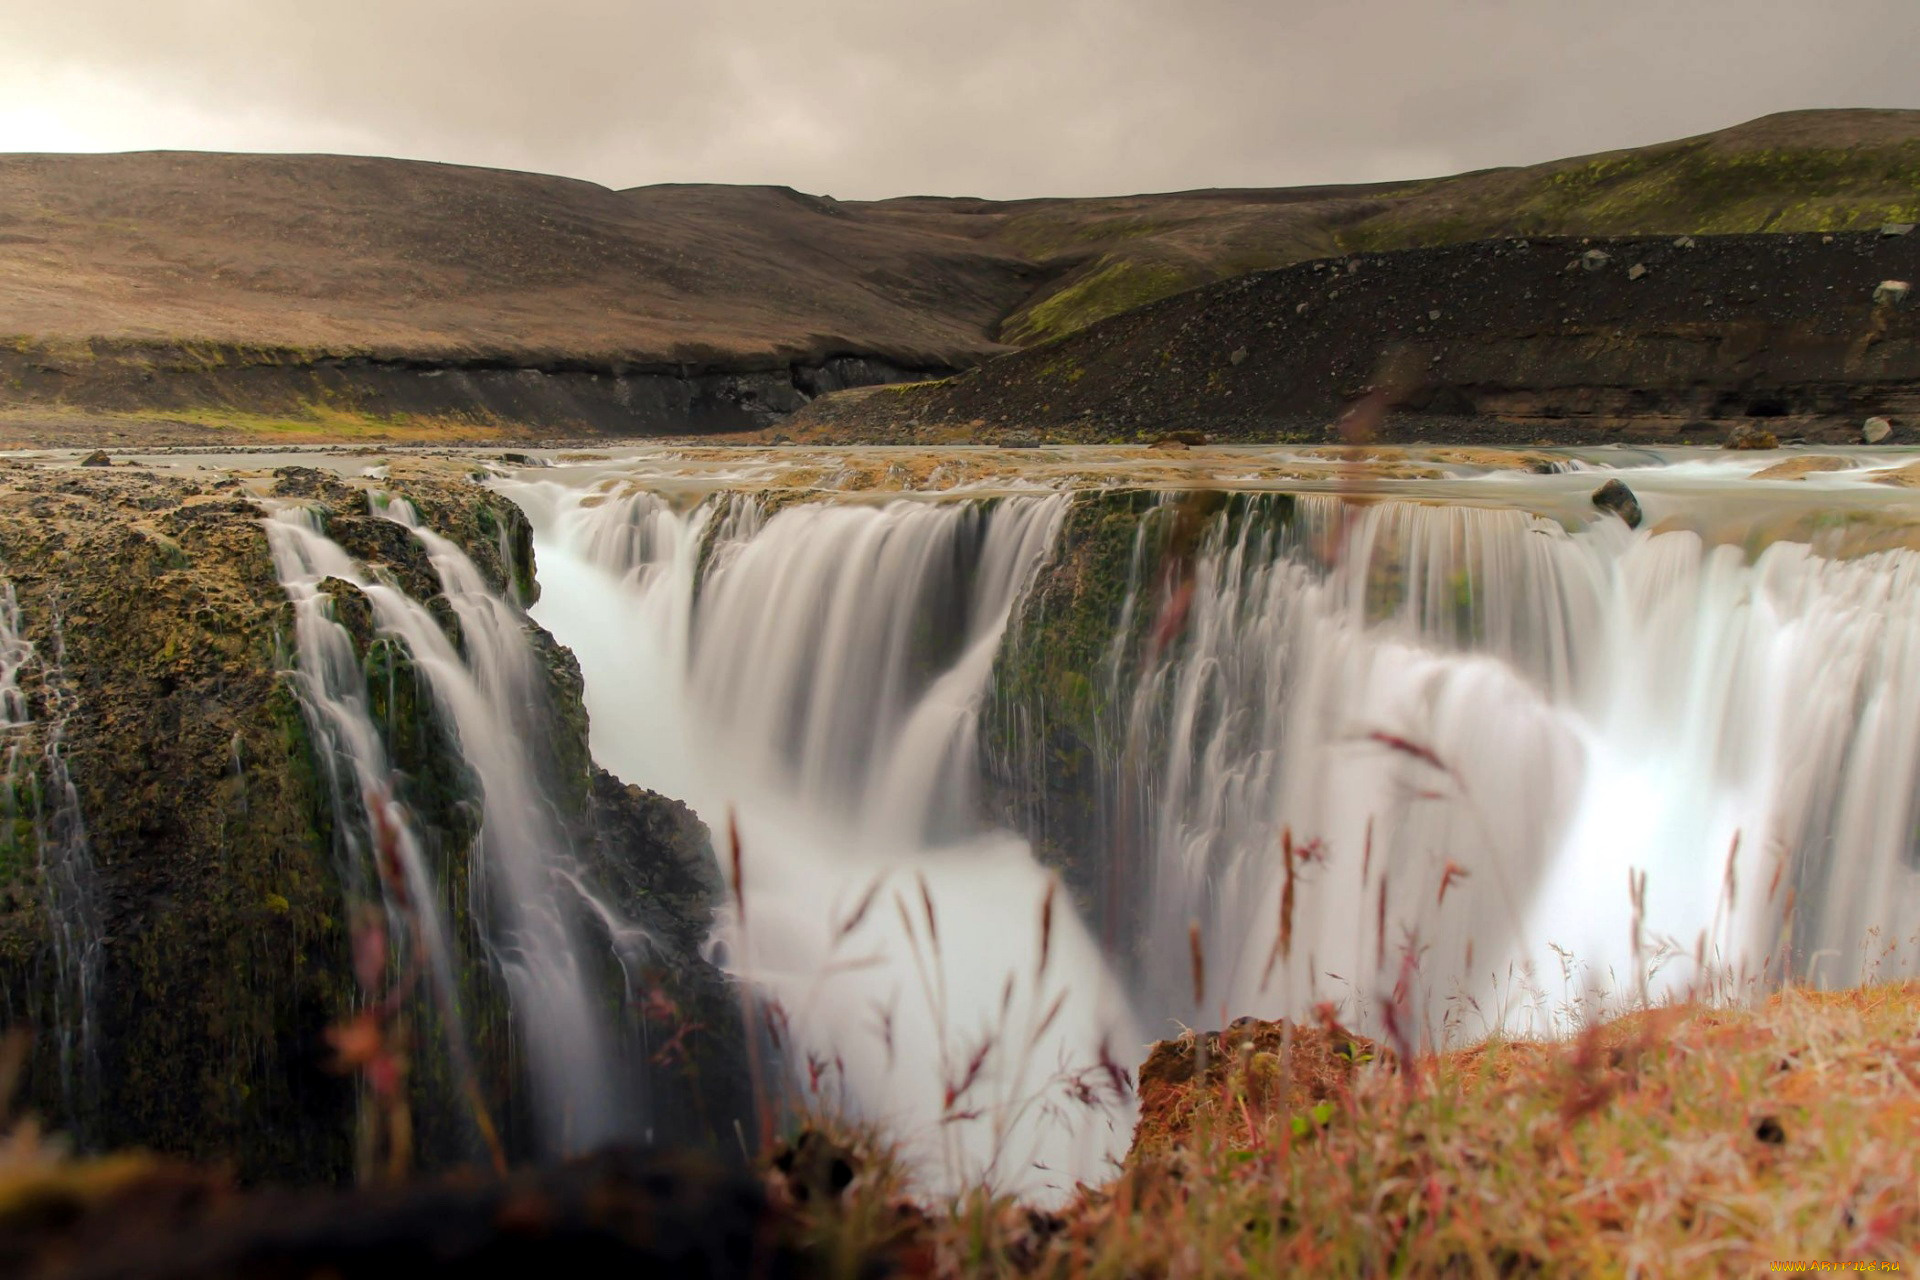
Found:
265,502 -> 636,1158
0,586 -> 104,1125
494,458 -> 1920,1196
1088,494 -> 1920,1042
509,481 -> 1141,1201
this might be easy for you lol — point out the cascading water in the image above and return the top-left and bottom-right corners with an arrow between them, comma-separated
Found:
508,481 -> 1141,1200
1076,492 -> 1920,1043
490,448 -> 1920,1199
0,585 -> 104,1126
265,501 -> 639,1158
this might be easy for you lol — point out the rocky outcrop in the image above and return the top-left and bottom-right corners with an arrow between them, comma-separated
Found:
0,459 -> 743,1180
0,464 -> 356,1176
1131,1017 -> 1386,1163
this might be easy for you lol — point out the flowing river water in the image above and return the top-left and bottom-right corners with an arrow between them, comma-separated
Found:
211,441 -> 1920,1199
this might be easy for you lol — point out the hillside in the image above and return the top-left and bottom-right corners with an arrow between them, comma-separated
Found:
792,230 -> 1920,447
2,109 -> 1918,439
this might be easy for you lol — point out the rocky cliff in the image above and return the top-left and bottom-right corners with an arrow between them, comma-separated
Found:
0,457 -> 742,1180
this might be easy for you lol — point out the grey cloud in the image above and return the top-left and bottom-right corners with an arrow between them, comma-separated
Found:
4,0 -> 1916,198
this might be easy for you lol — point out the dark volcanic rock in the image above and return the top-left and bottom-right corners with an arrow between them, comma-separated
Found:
1591,479 -> 1643,528
795,232 -> 1920,448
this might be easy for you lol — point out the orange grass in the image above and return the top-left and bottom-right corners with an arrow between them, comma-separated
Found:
789,981 -> 1920,1277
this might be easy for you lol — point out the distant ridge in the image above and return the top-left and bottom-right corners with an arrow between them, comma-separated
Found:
0,109 -> 1916,436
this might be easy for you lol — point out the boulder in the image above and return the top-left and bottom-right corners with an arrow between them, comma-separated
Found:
1874,280 -> 1911,307
1864,416 -> 1895,444
1725,423 -> 1779,451
1591,478 -> 1642,528
78,450 -> 111,467
1131,1018 -> 1388,1163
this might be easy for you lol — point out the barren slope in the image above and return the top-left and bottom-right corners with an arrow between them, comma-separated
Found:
2,109 -> 1917,438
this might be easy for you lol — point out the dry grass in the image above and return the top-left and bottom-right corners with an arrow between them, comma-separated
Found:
790,982 -> 1920,1277
0,404 -> 511,447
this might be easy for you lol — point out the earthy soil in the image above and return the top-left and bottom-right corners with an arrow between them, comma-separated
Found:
792,230 -> 1920,447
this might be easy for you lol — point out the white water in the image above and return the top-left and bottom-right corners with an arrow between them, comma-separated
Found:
265,503 -> 636,1156
1111,495 -> 1920,1041
510,483 -> 1140,1200
482,455 -> 1920,1196
0,586 -> 104,1121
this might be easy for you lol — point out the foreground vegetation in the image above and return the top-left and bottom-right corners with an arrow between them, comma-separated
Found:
793,983 -> 1920,1276
0,981 -> 1914,1273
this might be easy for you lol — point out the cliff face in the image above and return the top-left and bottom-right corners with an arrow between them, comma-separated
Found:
0,458 -> 738,1180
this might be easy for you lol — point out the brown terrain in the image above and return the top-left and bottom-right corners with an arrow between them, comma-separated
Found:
1,108 -> 1918,441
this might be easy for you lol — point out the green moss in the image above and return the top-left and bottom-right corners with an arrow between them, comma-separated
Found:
1001,256 -> 1208,347
994,212 -> 1187,259
1340,139 -> 1920,251
982,491 -> 1299,903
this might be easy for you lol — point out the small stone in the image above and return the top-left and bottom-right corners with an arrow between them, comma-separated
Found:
1581,249 -> 1612,273
1822,235 -> 1835,244
1627,263 -> 1649,281
1295,302 -> 1310,316
78,450 -> 111,467
1880,222 -> 1915,238
1229,347 -> 1249,366
1864,416 -> 1894,444
1427,309 -> 1442,321
1724,423 -> 1779,451
1673,235 -> 1697,249
1873,280 -> 1911,307
1591,479 -> 1642,528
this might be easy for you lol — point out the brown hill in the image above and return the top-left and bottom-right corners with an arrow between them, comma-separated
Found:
1,109 -> 1917,438
0,153 -> 1035,367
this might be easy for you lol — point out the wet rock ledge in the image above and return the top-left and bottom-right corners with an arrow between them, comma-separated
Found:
0,457 -> 738,1181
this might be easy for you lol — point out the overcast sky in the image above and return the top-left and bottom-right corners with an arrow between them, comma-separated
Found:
1,1 -> 1913,200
